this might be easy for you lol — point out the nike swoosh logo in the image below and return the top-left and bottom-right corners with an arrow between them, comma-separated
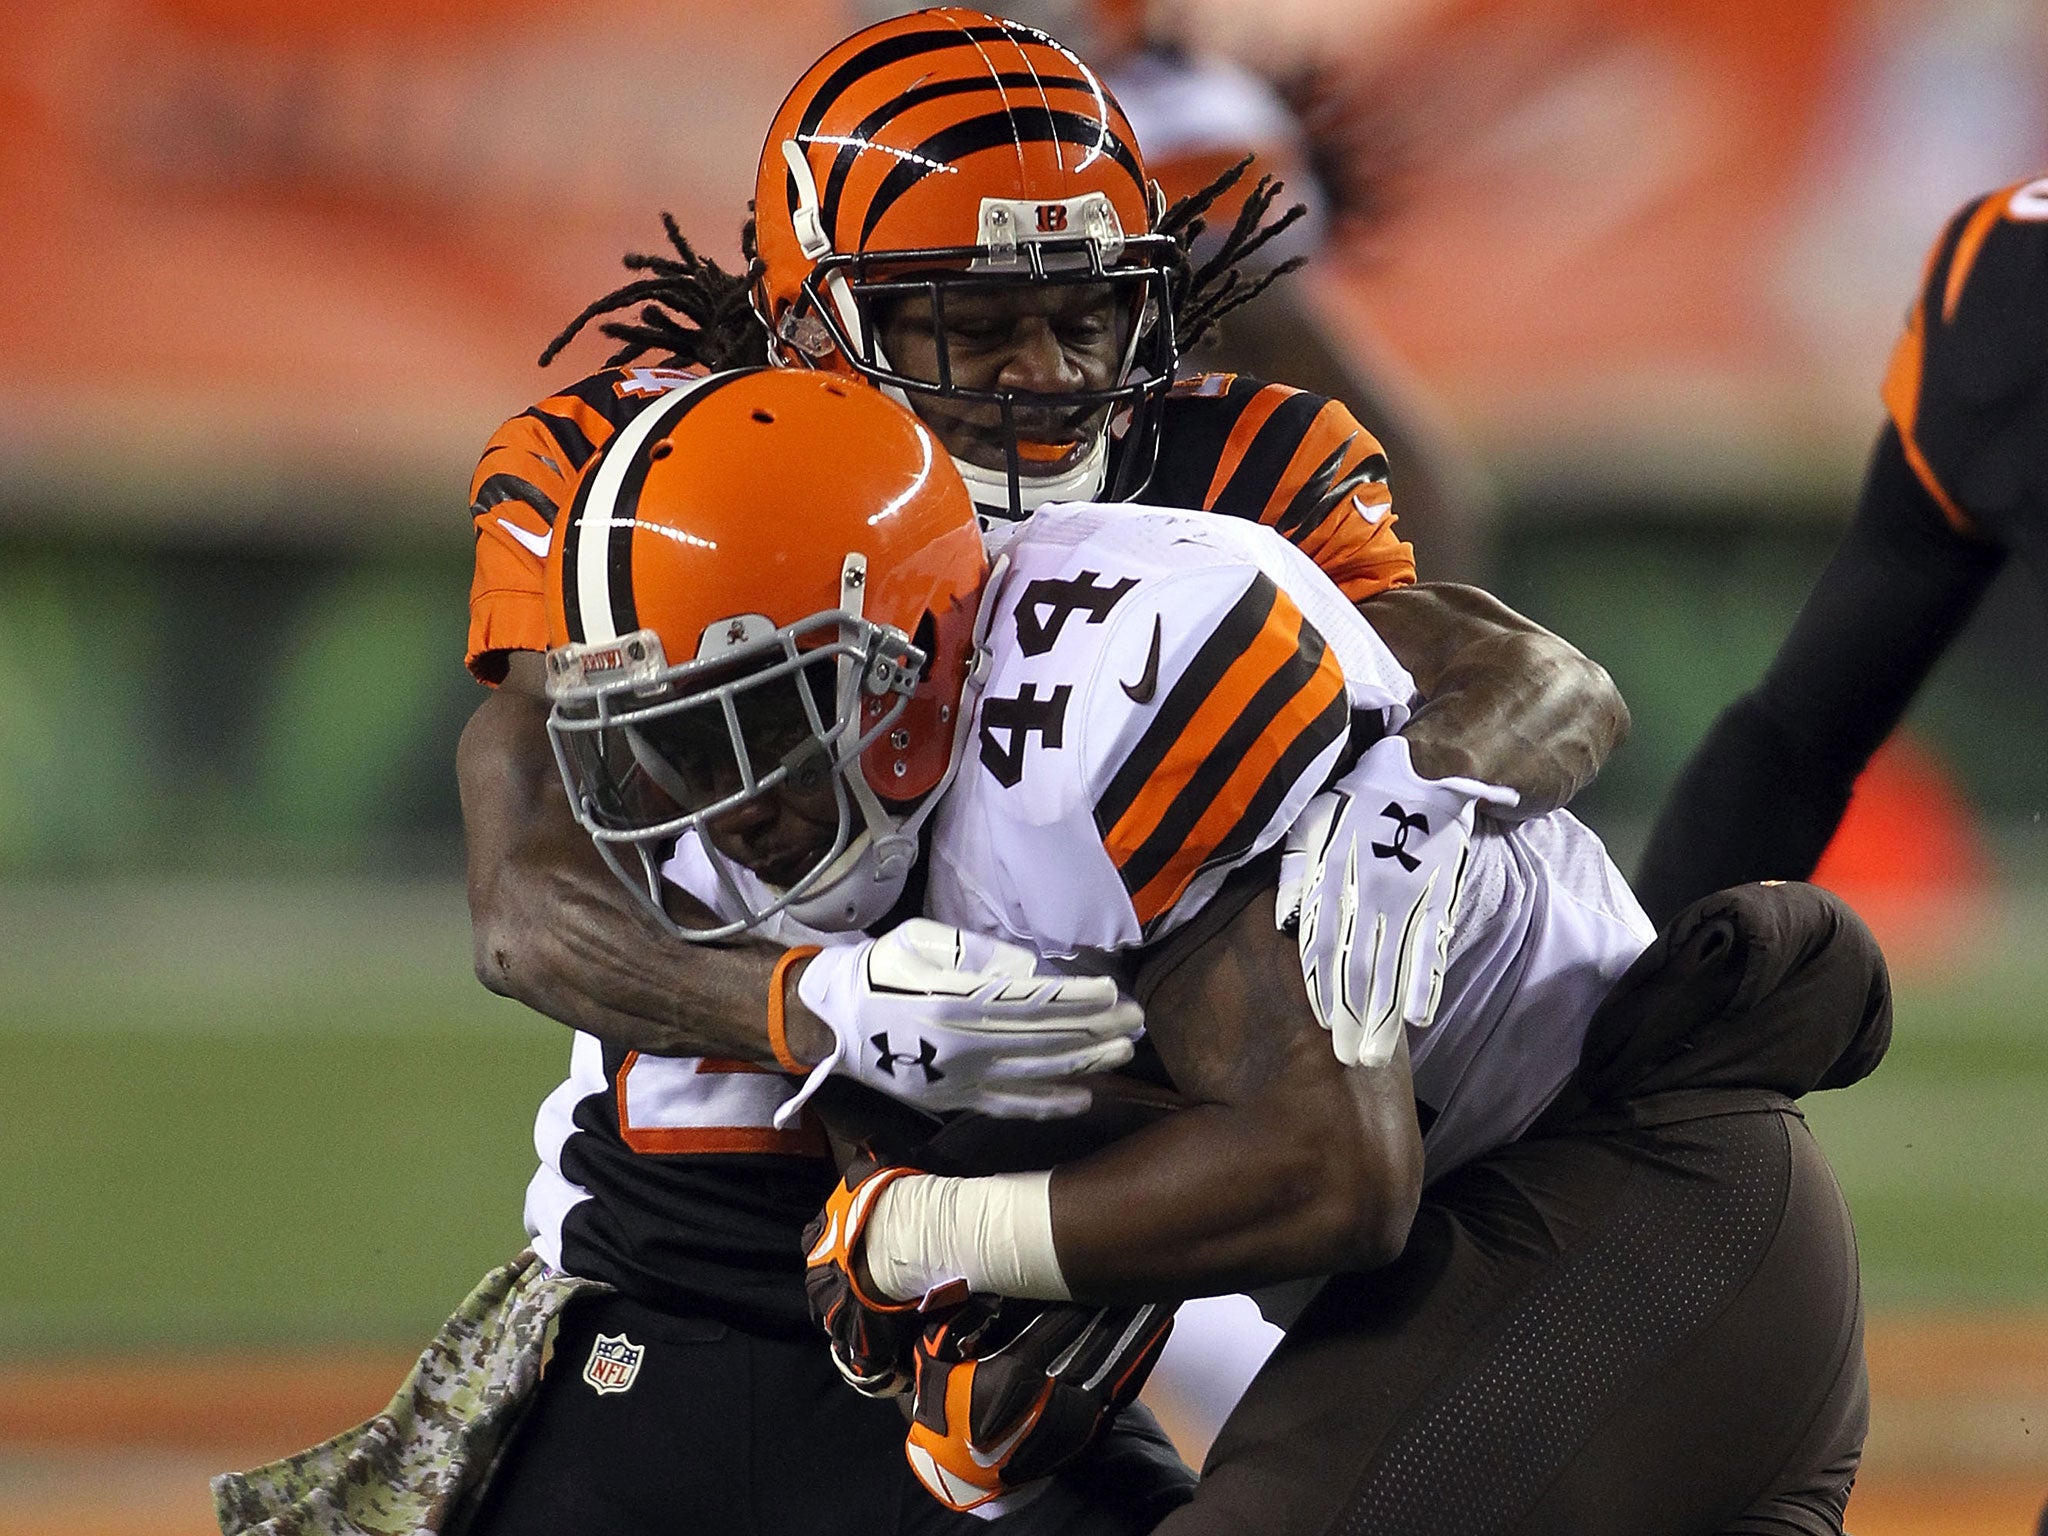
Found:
496,517 -> 553,559
1120,617 -> 1162,705
1348,493 -> 1387,524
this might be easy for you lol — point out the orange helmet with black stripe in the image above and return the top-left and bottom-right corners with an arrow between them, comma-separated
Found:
753,7 -> 1182,521
541,368 -> 987,940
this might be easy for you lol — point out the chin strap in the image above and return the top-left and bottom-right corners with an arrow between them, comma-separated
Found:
953,431 -> 1110,525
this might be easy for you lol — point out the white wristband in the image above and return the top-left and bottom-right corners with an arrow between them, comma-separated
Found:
862,1171 -> 1071,1303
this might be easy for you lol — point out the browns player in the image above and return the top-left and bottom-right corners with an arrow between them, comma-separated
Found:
1639,174 -> 2048,921
538,367 -> 1884,1534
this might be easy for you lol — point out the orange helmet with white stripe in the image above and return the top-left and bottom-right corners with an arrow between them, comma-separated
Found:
753,8 -> 1182,521
542,368 -> 987,939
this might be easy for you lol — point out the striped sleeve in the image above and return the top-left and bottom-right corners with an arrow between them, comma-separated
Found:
1092,572 -> 1350,933
465,369 -> 696,683
1155,378 -> 1415,601
1880,176 -> 2048,545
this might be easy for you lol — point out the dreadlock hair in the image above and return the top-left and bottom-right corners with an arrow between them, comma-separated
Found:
537,214 -> 770,370
538,157 -> 1305,374
1157,155 -> 1310,354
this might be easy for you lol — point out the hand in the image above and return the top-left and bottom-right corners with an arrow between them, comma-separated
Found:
1276,735 -> 1517,1066
802,1156 -> 951,1398
904,1293 -> 1176,1513
792,920 -> 1142,1121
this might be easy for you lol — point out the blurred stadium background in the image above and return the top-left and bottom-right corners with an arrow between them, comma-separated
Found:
3,0 -> 2045,1531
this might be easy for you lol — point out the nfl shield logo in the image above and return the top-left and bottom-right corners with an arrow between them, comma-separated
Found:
583,1332 -> 644,1395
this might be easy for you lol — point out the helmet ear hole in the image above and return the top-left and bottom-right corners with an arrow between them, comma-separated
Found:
909,611 -> 940,686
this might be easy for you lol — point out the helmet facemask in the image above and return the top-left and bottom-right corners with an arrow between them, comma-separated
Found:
772,186 -> 1181,523
545,598 -> 938,942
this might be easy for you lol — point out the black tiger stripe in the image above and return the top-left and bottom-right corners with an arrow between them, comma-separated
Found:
1140,384 -> 1245,511
818,73 -> 1099,241
470,472 -> 559,523
522,405 -> 598,473
1208,388 -> 1326,525
790,25 -> 1027,210
859,107 -> 1145,250
1173,685 -> 1351,903
1274,438 -> 1389,542
1109,618 -> 1343,905
1093,577 -> 1277,834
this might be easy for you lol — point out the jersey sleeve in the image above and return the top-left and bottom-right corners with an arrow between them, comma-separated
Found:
1086,567 -> 1354,937
1150,376 -> 1416,601
465,366 -> 705,683
1879,175 -> 2048,547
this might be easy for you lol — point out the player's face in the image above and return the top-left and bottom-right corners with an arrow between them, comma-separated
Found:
874,281 -> 1131,478
638,676 -> 844,887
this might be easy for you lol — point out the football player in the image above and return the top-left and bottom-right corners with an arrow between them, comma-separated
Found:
1638,173 -> 2048,921
540,367 -> 1885,1535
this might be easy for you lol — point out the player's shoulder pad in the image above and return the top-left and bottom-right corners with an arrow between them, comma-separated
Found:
1888,175 -> 2048,534
977,504 -> 1406,936
1915,175 -> 2048,401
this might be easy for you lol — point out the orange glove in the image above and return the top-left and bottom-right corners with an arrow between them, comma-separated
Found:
904,1293 -> 1176,1512
803,1156 -> 948,1397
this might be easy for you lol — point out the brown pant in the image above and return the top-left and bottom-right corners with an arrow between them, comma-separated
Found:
1159,883 -> 1884,1536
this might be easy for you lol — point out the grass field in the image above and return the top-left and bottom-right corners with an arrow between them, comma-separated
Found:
3,875 -> 2045,1530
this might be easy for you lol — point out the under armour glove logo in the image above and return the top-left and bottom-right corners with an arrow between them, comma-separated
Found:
1370,802 -> 1430,872
869,1032 -> 945,1084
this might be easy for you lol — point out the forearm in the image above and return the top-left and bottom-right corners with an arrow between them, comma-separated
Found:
1364,583 -> 1628,817
1046,1038 -> 1418,1302
1636,426 -> 2004,921
858,895 -> 1422,1305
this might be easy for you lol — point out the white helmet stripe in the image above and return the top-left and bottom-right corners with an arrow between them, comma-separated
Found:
574,376 -> 719,642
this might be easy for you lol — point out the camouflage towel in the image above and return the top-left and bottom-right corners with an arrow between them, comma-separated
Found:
212,1250 -> 608,1536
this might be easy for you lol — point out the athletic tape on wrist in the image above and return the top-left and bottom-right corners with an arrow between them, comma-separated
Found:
862,1171 -> 1071,1303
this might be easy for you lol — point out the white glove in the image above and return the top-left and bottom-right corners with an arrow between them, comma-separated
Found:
1276,735 -> 1518,1067
776,919 -> 1142,1124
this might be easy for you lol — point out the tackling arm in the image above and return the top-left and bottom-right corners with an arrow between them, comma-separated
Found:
1364,582 -> 1629,820
461,653 -> 1141,1111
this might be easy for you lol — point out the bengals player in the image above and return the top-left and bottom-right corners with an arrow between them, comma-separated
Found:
539,368 -> 1884,1533
1638,174 -> 2048,921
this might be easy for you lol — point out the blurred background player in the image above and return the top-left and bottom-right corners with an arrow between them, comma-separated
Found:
1636,174 -> 2048,924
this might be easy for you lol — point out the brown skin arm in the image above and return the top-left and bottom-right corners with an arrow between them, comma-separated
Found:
1366,582 -> 1629,819
1045,895 -> 1423,1304
458,650 -> 835,1064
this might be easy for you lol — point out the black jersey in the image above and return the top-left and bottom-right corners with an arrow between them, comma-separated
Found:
1881,174 -> 2048,555
468,367 -> 1413,681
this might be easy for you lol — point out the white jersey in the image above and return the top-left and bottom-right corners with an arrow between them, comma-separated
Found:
935,502 -> 1654,1178
525,503 -> 1653,1280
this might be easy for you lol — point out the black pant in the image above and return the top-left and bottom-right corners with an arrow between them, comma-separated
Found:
462,1291 -> 1194,1536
